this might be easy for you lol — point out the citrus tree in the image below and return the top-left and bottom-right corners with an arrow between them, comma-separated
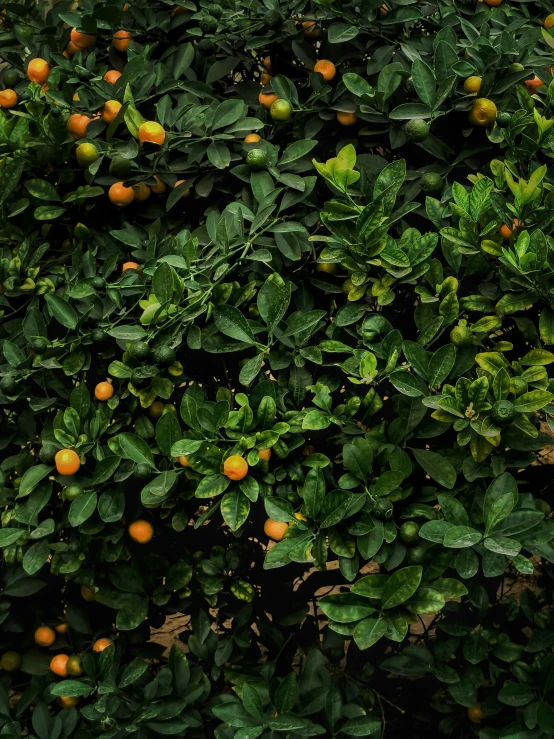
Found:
2,0 -> 554,736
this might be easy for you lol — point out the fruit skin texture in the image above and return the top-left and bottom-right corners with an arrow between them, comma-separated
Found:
258,448 -> 271,461
59,696 -> 80,708
546,13 -> 554,29
467,704 -> 484,723
0,90 -> 17,109
113,30 -> 132,51
316,262 -> 338,274
223,455 -> 248,480
27,58 -> 50,84
468,98 -> 497,126
34,626 -> 56,646
500,219 -> 521,240
174,180 -> 191,198
337,111 -> 357,126
128,520 -> 154,543
421,173 -> 443,193
491,400 -> 516,425
93,638 -> 113,652
109,182 -> 135,207
138,121 -> 165,145
405,119 -> 429,142
464,75 -> 482,94
270,99 -> 292,121
104,70 -> 122,84
246,148 -> 267,171
76,143 -> 99,167
95,382 -> 114,401
50,653 -> 69,676
103,100 -> 122,123
0,652 -> 21,671
450,326 -> 474,347
66,655 -> 83,676
122,261 -> 140,273
373,498 -> 394,519
258,91 -> 278,109
399,521 -> 420,544
132,182 -> 151,201
55,449 -> 81,476
314,60 -> 336,81
244,133 -> 261,143
151,175 -> 167,193
302,20 -> 320,38
81,585 -> 96,602
70,28 -> 95,48
484,0 -> 502,5
179,456 -> 190,467
264,518 -> 288,541
526,75 -> 545,93
149,400 -> 165,418
67,113 -> 92,140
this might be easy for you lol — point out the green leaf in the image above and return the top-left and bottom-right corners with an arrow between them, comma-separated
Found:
25,178 -> 60,201
195,474 -> 230,498
405,587 -> 445,614
69,491 -> 97,527
214,305 -> 256,344
411,59 -> 435,107
51,681 -> 93,697
221,490 -> 250,531
389,103 -> 432,120
18,465 -> 53,498
412,449 -> 456,489
353,617 -> 387,649
319,593 -> 375,623
351,574 -> 389,599
303,467 -> 326,519
381,566 -> 422,609
443,525 -> 481,548
319,491 -> 352,528
428,344 -> 455,387
44,294 -> 78,329
257,273 -> 290,335
118,433 -> 156,468
513,390 -> 553,413
22,540 -> 50,575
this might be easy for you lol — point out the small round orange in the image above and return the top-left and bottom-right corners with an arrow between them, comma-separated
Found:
66,41 -> 79,56
484,0 -> 502,5
244,133 -> 261,143
70,28 -> 95,48
138,121 -> 165,145
223,455 -> 248,480
122,261 -> 140,272
67,113 -> 92,140
27,58 -> 50,84
93,637 -> 113,652
102,100 -> 122,123
128,520 -> 154,543
262,56 -> 272,73
499,218 -> 521,240
0,90 -> 17,109
59,696 -> 80,708
132,182 -> 151,201
463,75 -> 482,94
149,400 -> 165,418
179,455 -> 190,467
314,60 -> 336,81
467,704 -> 484,723
151,175 -> 167,194
264,518 -> 288,541
526,75 -> 545,92
546,13 -> 554,29
258,448 -> 271,461
258,91 -> 278,109
34,626 -> 56,647
50,653 -> 69,676
55,449 -> 81,476
104,69 -> 122,84
55,620 -> 68,634
174,180 -> 191,198
260,72 -> 272,86
337,111 -> 358,126
113,30 -> 132,52
0,652 -> 21,671
94,381 -> 114,401
302,20 -> 320,38
81,585 -> 96,602
66,655 -> 83,676
109,182 -> 135,207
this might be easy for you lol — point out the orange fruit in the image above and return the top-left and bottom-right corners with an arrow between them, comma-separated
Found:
0,652 -> 21,671
132,182 -> 151,201
94,381 -> 114,401
81,585 -> 96,602
70,29 -> 95,49
102,100 -> 122,123
179,455 -> 190,467
302,20 -> 320,38
314,60 -> 336,81
294,512 -> 308,522
66,42 -> 79,56
244,133 -> 261,143
138,121 -> 165,145
258,448 -> 271,461
463,75 -> 482,94
113,30 -> 132,52
337,111 -> 358,126
264,518 -> 288,541
109,182 -> 135,206
149,400 -> 165,418
171,5 -> 185,16
67,113 -> 92,140
262,56 -> 272,73
380,3 -> 389,13
260,72 -> 272,85
484,0 -> 502,5
34,626 -> 56,647
223,455 -> 248,480
50,654 -> 69,676
151,175 -> 167,194
546,14 -> 554,29
258,91 -> 278,109
468,98 -> 497,126
174,180 -> 191,198
122,261 -> 141,272
526,75 -> 545,92
467,704 -> 484,723
59,696 -> 80,708
0,90 -> 17,109
128,520 -> 154,543
66,656 -> 83,676
104,69 -> 122,84
55,449 -> 81,476
93,638 -> 113,652
27,58 -> 50,84
55,620 -> 68,634
499,218 -> 521,240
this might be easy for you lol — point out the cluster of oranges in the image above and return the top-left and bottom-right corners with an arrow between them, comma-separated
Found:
63,28 -> 132,59
108,175 -> 189,207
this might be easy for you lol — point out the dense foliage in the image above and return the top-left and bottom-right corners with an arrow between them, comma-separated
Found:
3,0 -> 554,736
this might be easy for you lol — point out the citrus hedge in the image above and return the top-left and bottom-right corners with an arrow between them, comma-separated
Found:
2,0 -> 554,736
